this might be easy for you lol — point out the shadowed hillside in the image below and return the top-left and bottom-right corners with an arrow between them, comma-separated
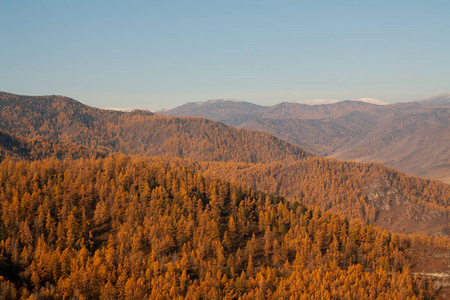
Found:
0,128 -> 102,161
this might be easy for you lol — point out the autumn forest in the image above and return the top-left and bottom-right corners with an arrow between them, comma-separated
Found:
0,92 -> 449,299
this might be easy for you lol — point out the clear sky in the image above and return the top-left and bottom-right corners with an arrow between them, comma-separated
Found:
1,0 -> 449,110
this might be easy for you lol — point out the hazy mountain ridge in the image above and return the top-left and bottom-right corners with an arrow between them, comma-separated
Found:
162,99 -> 265,127
241,110 -> 379,156
295,97 -> 388,105
331,104 -> 450,183
163,99 -> 382,126
163,95 -> 450,183
415,92 -> 450,105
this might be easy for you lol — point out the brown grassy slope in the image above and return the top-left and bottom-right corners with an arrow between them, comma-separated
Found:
330,106 -> 450,184
241,111 -> 379,156
243,103 -> 450,184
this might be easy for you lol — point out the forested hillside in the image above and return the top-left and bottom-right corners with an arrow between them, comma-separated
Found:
0,129 -> 102,162
0,92 -> 309,163
0,155 -> 444,299
196,158 -> 450,236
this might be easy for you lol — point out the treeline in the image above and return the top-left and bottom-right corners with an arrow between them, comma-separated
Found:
0,155 -> 443,299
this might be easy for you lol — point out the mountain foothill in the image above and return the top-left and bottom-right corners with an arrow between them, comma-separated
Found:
0,91 -> 449,299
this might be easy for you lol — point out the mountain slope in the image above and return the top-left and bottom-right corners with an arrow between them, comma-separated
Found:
163,96 -> 450,183
1,92 -> 449,297
0,92 -> 310,163
416,92 -> 450,105
163,99 -> 382,127
0,155 -> 442,298
162,99 -> 265,127
195,158 -> 450,236
0,128 -> 101,161
241,111 -> 378,156
330,104 -> 450,183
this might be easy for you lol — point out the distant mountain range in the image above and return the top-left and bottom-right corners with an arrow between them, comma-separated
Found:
162,93 -> 450,184
294,97 -> 388,105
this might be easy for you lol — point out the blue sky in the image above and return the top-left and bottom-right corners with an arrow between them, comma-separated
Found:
1,0 -> 449,110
